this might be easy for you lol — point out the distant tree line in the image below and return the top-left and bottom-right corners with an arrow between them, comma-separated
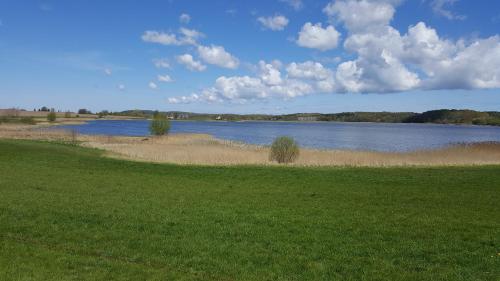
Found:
5,107 -> 500,127
108,109 -> 500,126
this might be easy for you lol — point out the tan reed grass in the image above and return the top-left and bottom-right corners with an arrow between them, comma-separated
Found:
2,124 -> 500,166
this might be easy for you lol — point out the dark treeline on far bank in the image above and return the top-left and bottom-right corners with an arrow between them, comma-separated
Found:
2,108 -> 500,126
115,109 -> 500,126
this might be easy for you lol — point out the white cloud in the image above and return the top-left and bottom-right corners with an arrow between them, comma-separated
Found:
422,36 -> 500,90
286,61 -> 333,81
149,82 -> 158,89
104,68 -> 112,76
178,27 -> 204,45
176,54 -> 207,71
258,61 -> 282,85
286,61 -> 336,92
429,0 -> 466,20
296,23 -> 341,51
197,45 -> 239,69
153,58 -> 171,69
158,74 -> 173,83
323,0 -> 396,33
335,52 -> 420,93
179,13 -> 191,24
279,0 -> 303,10
168,60 -> 334,104
118,84 -> 126,91
257,15 -> 289,31
141,28 -> 203,46
170,0 -> 500,103
142,31 -> 180,46
325,0 -> 500,93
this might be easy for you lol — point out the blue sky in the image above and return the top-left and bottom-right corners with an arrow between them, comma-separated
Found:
0,0 -> 499,113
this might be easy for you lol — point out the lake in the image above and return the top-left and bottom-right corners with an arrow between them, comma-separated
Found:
59,120 -> 500,152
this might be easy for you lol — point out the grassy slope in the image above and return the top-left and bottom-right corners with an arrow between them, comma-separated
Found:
0,140 -> 499,281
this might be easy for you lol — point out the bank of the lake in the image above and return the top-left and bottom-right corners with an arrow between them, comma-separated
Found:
2,124 -> 500,166
59,119 -> 500,152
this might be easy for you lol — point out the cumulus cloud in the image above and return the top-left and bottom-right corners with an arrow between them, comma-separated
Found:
197,45 -> 239,69
296,23 -> 341,51
141,28 -> 203,46
323,0 -> 397,33
176,54 -> 207,71
325,0 -> 500,93
158,74 -> 173,83
279,0 -> 303,10
286,61 -> 333,80
168,60 -> 335,104
258,61 -> 283,85
429,0 -> 466,20
257,15 -> 289,31
179,13 -> 191,24
149,82 -> 158,89
104,68 -> 112,76
117,84 -> 125,91
142,31 -> 180,46
171,0 -> 500,104
422,36 -> 500,89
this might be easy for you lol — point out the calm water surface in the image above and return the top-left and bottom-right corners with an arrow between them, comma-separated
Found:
60,120 -> 500,152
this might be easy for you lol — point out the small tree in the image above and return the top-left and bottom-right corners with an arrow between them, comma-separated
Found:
47,112 -> 57,122
149,112 -> 170,136
269,136 -> 300,164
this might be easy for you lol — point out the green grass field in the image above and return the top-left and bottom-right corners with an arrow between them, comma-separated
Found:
0,140 -> 499,280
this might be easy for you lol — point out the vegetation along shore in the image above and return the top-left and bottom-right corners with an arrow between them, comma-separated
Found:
1,123 -> 500,166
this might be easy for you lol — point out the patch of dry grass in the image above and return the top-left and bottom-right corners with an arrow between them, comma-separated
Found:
2,124 -> 500,166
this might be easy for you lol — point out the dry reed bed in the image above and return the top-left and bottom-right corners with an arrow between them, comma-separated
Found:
2,124 -> 500,166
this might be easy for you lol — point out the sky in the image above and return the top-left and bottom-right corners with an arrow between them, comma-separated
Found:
0,0 -> 499,114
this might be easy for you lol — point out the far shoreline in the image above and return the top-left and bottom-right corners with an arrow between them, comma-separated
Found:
76,117 -> 500,128
2,123 -> 500,167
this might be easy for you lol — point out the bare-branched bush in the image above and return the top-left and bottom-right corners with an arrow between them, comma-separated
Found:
269,136 -> 299,164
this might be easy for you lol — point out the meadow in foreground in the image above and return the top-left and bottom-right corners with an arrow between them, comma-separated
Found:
0,140 -> 499,280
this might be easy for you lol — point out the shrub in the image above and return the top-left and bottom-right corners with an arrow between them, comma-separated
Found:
64,111 -> 72,118
269,136 -> 299,164
47,112 -> 57,122
149,112 -> 171,136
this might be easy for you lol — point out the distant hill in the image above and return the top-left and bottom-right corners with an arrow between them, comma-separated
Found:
404,109 -> 500,126
109,109 -> 500,126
